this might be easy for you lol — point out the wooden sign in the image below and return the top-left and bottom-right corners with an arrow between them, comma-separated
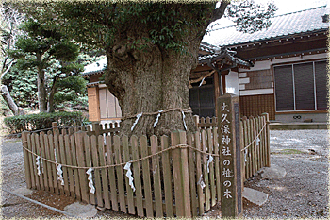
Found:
217,93 -> 243,217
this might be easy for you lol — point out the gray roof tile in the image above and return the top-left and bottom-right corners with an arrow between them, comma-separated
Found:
205,6 -> 329,46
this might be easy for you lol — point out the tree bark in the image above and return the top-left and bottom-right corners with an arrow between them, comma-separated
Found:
47,76 -> 59,113
1,85 -> 24,115
36,52 -> 47,112
105,38 -> 202,138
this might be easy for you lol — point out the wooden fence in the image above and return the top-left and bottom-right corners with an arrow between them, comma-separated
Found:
193,113 -> 271,181
22,113 -> 270,217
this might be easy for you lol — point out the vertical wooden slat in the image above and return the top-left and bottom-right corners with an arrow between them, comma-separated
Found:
31,133 -> 41,190
35,133 -> 45,191
140,135 -> 153,217
22,132 -> 32,189
247,118 -> 253,177
201,130 -> 210,211
172,131 -> 184,217
213,127 -> 221,202
70,135 -> 81,201
207,128 -> 216,207
258,116 -> 264,168
249,116 -> 256,176
179,131 -> 191,217
122,135 -> 135,214
195,131 -> 204,214
106,135 -> 118,211
131,135 -> 143,216
26,133 -> 36,189
113,135 -> 126,212
54,133 -> 64,194
48,134 -> 59,194
262,113 -> 271,167
91,135 -> 103,207
84,133 -> 95,205
172,130 -> 191,217
239,121 -> 245,190
74,131 -> 89,203
40,132 -> 49,192
64,134 -> 75,197
160,135 -> 173,217
151,135 -> 162,217
255,116 -> 261,171
58,134 -> 69,195
98,135 -> 111,209
187,133 -> 197,216
44,132 -> 54,193
242,117 -> 249,180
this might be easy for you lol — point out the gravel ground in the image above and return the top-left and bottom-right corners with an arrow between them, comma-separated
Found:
0,129 -> 328,219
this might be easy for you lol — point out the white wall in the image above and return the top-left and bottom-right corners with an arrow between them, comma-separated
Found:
225,71 -> 239,95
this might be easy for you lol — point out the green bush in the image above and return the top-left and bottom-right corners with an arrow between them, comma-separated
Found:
4,111 -> 87,133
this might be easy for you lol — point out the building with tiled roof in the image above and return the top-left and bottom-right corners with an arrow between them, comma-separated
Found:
84,6 -> 328,123
200,6 -> 329,122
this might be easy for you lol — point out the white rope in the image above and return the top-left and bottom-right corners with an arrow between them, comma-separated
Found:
123,162 -> 136,192
86,168 -> 95,194
153,110 -> 163,128
131,112 -> 142,131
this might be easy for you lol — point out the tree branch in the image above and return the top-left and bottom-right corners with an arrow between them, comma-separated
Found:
210,0 -> 231,23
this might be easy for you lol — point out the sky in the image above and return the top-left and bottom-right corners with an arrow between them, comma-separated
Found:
209,0 -> 329,28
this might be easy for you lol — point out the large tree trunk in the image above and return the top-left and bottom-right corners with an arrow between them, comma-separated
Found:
1,85 -> 24,115
105,39 -> 202,138
36,53 -> 47,112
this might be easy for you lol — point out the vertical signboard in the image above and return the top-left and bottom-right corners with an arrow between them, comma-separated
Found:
217,93 -> 243,217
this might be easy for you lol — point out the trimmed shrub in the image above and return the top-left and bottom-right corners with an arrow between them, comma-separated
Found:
4,111 -> 87,133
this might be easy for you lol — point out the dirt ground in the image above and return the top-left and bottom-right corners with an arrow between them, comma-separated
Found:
0,129 -> 328,219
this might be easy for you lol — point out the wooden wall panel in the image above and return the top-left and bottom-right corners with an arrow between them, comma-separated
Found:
88,87 -> 100,121
239,94 -> 275,120
244,69 -> 273,90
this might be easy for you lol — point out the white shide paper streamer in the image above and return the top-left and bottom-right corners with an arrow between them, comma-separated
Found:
153,110 -> 163,127
86,168 -> 95,194
36,156 -> 42,176
199,77 -> 206,87
131,112 -> 142,131
57,164 -> 64,186
197,174 -> 206,189
124,162 -> 136,192
181,111 -> 187,130
206,155 -> 213,173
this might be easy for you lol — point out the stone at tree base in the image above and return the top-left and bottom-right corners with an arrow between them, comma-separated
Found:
64,202 -> 97,218
243,187 -> 269,206
260,165 -> 287,179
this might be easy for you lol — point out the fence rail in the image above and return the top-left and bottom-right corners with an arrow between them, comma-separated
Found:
22,113 -> 270,217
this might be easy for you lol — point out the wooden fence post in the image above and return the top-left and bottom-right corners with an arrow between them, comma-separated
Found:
171,130 -> 191,217
92,122 -> 101,136
217,93 -> 243,218
193,115 -> 199,130
22,131 -> 32,189
52,122 -> 59,135
262,113 -> 271,167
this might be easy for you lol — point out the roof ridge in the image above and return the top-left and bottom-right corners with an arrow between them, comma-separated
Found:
274,5 -> 327,17
208,5 -> 327,31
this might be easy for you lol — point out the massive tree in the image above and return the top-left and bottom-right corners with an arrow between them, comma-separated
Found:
19,0 -> 276,137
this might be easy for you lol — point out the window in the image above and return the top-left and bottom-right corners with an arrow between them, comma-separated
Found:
273,60 -> 327,111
